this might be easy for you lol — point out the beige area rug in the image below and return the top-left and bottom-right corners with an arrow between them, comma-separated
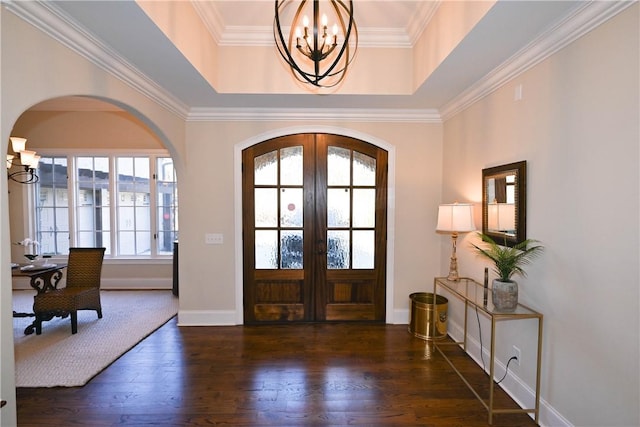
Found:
13,290 -> 178,388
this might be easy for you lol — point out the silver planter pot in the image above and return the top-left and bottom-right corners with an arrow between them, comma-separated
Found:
492,279 -> 518,312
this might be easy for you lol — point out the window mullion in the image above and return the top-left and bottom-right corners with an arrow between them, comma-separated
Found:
68,155 -> 78,249
149,155 -> 158,257
110,156 -> 117,256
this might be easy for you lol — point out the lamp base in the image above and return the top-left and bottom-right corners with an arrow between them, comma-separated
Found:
446,232 -> 460,281
446,257 -> 459,281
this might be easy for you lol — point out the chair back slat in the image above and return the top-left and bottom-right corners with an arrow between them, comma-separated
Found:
65,247 -> 105,289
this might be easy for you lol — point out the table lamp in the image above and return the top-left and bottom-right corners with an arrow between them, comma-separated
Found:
436,203 -> 476,281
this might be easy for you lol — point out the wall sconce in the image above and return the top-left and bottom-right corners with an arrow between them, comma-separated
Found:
436,203 -> 476,281
7,137 -> 40,184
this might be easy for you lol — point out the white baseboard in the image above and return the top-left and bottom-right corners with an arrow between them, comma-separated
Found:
12,277 -> 172,290
177,309 -> 238,326
446,319 -> 572,427
391,308 -> 410,324
101,278 -> 172,290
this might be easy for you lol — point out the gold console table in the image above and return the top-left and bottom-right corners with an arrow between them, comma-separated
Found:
432,277 -> 543,425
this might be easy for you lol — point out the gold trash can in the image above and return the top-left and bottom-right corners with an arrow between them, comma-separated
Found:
408,292 -> 448,340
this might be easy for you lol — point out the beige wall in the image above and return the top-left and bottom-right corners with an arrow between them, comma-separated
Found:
1,3 -> 638,427
442,5 -> 639,426
177,120 -> 443,325
0,11 -> 185,426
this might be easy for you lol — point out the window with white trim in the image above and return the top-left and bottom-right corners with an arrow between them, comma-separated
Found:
35,152 -> 178,257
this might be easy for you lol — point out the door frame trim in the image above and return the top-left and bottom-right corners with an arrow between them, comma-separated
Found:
234,126 -> 396,324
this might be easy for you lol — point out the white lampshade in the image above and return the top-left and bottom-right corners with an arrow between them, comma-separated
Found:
28,154 -> 41,169
19,150 -> 37,168
10,137 -> 27,153
436,203 -> 476,233
6,154 -> 15,170
488,202 -> 515,231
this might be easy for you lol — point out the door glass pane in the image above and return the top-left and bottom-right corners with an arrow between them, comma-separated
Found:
56,233 -> 70,254
327,230 -> 350,269
119,207 -> 134,230
353,189 -> 375,228
157,157 -> 178,255
280,188 -> 303,228
76,156 -> 110,254
353,230 -> 374,269
353,151 -> 376,186
77,231 -> 95,247
136,231 -> 151,255
119,232 -> 135,255
54,207 -> 69,230
255,230 -> 278,269
35,156 -> 70,256
255,188 -> 277,227
280,146 -> 303,185
327,146 -> 350,186
327,188 -> 350,228
281,230 -> 303,269
136,206 -> 150,231
255,151 -> 278,185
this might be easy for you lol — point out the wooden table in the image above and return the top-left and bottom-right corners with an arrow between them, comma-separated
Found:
12,262 -> 67,335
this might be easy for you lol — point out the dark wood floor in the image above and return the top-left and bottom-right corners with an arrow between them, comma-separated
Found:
16,318 -> 537,426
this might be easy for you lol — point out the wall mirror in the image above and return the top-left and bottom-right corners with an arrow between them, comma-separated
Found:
482,161 -> 526,247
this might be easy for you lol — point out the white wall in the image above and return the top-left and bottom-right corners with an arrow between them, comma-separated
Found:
442,5 -> 639,426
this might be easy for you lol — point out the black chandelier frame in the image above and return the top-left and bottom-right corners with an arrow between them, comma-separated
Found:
7,158 -> 39,184
274,0 -> 358,88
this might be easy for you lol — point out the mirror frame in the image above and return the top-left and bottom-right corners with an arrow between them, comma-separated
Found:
482,161 -> 527,247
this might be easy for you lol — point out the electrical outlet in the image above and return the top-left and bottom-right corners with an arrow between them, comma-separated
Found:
513,345 -> 521,366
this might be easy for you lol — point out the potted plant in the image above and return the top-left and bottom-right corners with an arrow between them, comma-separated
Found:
471,232 -> 544,312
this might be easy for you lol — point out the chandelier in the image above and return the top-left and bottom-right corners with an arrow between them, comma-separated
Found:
274,0 -> 358,88
6,137 -> 40,184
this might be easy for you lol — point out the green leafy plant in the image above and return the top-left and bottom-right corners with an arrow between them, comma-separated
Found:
471,232 -> 544,281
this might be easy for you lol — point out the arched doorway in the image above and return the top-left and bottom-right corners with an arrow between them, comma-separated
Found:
242,133 -> 388,323
7,96 -> 179,264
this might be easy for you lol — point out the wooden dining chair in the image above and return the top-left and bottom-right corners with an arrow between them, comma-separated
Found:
33,247 -> 106,335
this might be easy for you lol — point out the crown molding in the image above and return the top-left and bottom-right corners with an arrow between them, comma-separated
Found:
6,0 -> 633,126
4,0 -> 191,120
405,1 -> 440,46
187,107 -> 441,123
193,1 -> 417,48
190,0 -> 224,44
206,24 -> 412,48
439,0 -> 636,121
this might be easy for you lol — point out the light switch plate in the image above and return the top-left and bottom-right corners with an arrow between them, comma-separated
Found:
205,233 -> 223,244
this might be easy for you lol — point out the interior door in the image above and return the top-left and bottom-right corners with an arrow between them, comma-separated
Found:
242,134 -> 387,323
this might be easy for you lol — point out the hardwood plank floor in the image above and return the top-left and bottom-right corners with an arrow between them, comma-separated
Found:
16,318 -> 537,426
